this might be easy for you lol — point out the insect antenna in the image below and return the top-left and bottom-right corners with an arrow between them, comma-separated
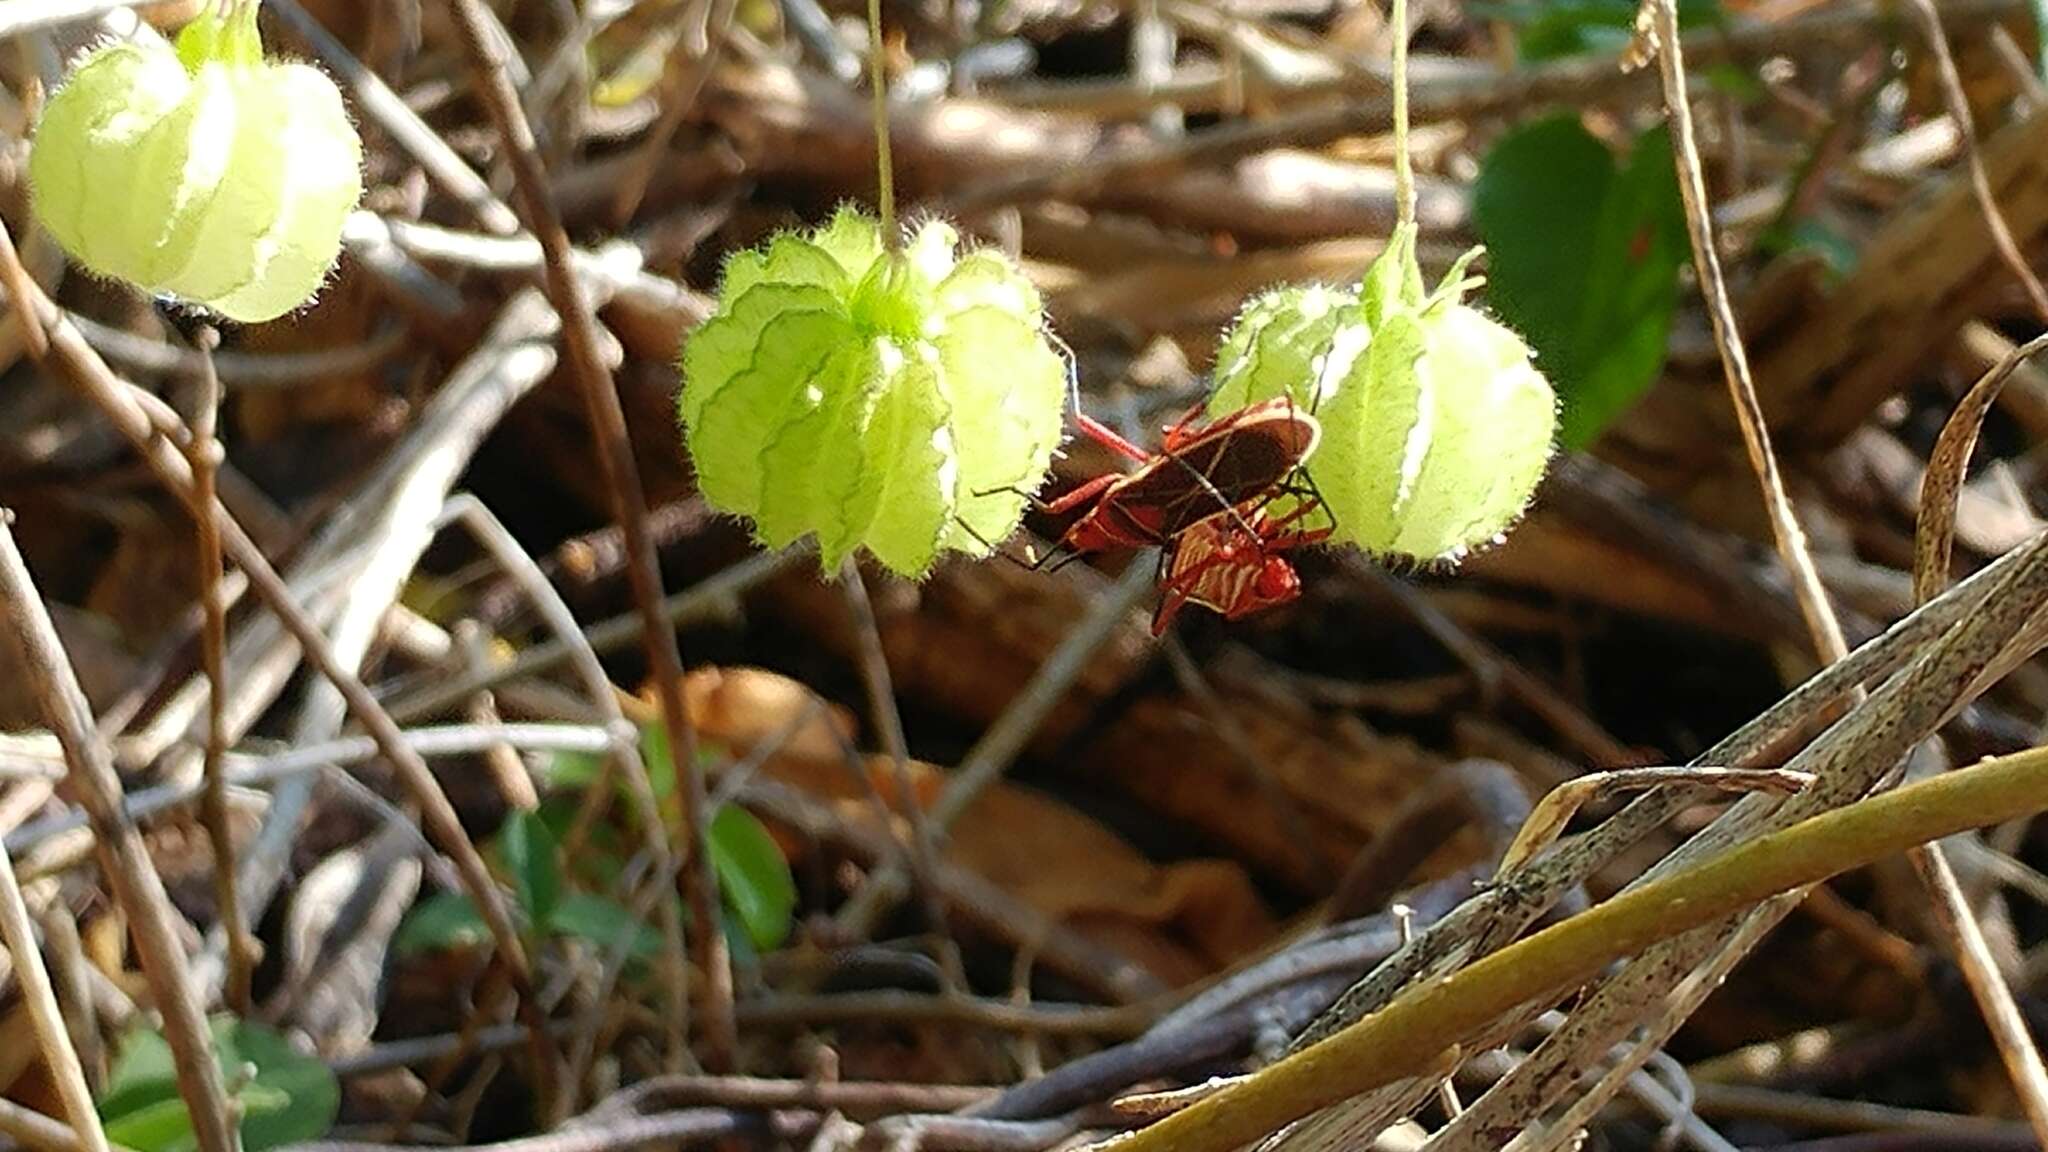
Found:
950,509 -> 1064,572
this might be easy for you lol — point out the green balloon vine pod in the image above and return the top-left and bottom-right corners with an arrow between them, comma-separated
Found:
1207,224 -> 1559,563
28,1 -> 364,323
678,207 -> 1068,578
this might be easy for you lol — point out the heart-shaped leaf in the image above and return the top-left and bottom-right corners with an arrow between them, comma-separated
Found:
1473,115 -> 1688,447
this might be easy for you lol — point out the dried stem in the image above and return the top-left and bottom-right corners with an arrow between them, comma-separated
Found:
836,559 -> 955,976
0,821 -> 110,1152
836,559 -> 1157,936
1902,0 -> 2048,323
1650,0 -> 1844,664
0,221 -> 558,1115
1094,740 -> 2048,1152
181,326 -> 255,1018
445,0 -> 736,1071
0,516 -> 239,1152
439,495 -> 691,1073
0,1096 -> 96,1152
1389,0 -> 1413,228
866,0 -> 896,241
1908,333 -> 2048,1147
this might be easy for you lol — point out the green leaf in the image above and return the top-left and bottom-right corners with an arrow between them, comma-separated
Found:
539,724 -> 725,813
500,809 -> 562,929
1473,115 -> 1687,448
547,893 -> 665,960
102,1095 -> 201,1152
1472,0 -> 1722,62
100,1017 -> 338,1152
1758,216 -> 1858,278
707,805 -> 796,950
392,890 -> 492,955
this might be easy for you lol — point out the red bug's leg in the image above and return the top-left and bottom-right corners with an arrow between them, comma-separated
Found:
1263,497 -> 1335,541
1159,402 -> 1210,450
1036,471 -> 1123,517
1071,411 -> 1153,464
1151,548 -> 1211,634
1151,588 -> 1189,636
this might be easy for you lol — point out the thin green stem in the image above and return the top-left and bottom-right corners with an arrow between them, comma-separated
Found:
868,0 -> 897,245
1390,0 -> 1414,229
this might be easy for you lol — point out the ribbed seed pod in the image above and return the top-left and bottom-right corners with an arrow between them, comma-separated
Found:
679,208 -> 1068,577
29,3 -> 363,323
1209,226 -> 1558,562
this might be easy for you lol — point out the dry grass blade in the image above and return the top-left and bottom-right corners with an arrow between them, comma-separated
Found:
1094,736 -> 2048,1152
1916,332 -> 2048,603
1260,526 -> 2048,1151
1497,766 -> 1813,876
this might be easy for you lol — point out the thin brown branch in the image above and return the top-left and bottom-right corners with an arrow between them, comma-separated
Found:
0,515 -> 238,1152
439,495 -> 690,1075
836,559 -> 955,973
585,1075 -> 993,1118
180,327 -> 255,1018
0,1097 -> 97,1152
1650,0 -> 1846,666
834,559 -> 1158,938
445,0 -> 736,1072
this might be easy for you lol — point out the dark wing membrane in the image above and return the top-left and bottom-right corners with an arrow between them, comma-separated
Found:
1089,409 -> 1319,545
1152,414 -> 1312,535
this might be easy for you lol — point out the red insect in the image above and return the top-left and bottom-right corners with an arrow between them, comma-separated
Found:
1151,492 -> 1334,635
1030,396 -> 1321,568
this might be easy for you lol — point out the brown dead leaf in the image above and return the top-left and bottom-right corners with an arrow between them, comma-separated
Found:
684,666 -> 1276,981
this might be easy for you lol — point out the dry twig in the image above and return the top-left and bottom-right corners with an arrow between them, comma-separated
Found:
0,807 -> 109,1152
446,0 -> 736,1072
179,326 -> 255,1018
0,222 -> 557,1115
0,516 -> 238,1152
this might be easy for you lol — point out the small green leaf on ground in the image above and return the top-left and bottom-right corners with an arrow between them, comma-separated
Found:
549,892 -> 666,959
100,1017 -> 339,1152
1473,114 -> 1688,448
1473,0 -> 1723,62
540,721 -> 722,805
708,804 -> 797,950
500,808 -> 562,928
392,889 -> 493,955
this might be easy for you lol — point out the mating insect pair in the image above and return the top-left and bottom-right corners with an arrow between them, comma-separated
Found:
1015,396 -> 1336,635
